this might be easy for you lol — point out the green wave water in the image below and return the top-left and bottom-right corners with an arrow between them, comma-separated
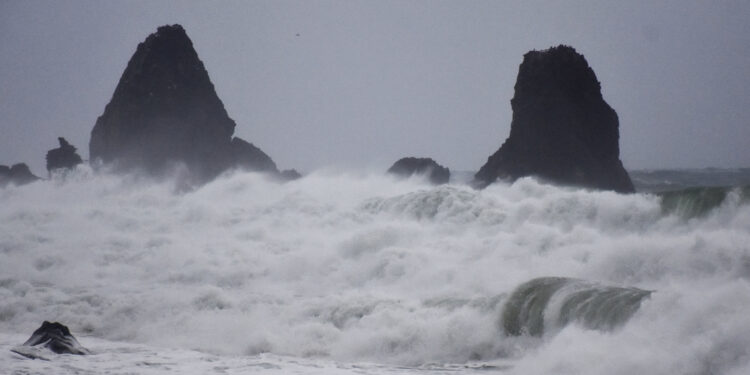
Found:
658,185 -> 750,219
502,277 -> 651,336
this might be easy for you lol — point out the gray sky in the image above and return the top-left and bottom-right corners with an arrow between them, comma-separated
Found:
1,0 -> 749,175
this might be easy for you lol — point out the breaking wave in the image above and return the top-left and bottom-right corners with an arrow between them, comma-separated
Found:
1,166 -> 750,374
501,277 -> 650,336
657,185 -> 750,219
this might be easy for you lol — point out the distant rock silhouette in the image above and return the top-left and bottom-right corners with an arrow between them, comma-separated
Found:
11,321 -> 90,359
89,24 -> 280,183
388,157 -> 450,184
475,45 -> 634,193
0,163 -> 39,187
230,137 -> 277,173
280,169 -> 302,181
46,137 -> 83,175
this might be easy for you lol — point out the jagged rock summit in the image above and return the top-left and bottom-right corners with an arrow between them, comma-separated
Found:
475,45 -> 634,193
46,137 -> 83,174
90,24 -> 278,182
388,157 -> 450,184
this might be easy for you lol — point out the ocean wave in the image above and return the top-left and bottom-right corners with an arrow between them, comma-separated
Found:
1,167 -> 750,373
501,277 -> 651,336
657,185 -> 750,219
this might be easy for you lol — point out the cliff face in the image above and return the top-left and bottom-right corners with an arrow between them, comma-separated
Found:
90,25 -> 277,182
475,45 -> 634,193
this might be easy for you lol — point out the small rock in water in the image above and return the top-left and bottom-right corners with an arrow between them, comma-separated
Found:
387,157 -> 450,185
11,321 -> 90,359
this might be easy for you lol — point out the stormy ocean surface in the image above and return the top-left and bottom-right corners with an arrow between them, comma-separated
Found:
1,167 -> 750,374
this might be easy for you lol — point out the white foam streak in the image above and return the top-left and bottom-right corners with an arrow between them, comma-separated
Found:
1,167 -> 749,373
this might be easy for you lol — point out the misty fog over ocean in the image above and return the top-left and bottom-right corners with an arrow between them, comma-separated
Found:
2,167 -> 750,374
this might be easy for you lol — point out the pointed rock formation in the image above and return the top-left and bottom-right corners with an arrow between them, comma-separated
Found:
388,157 -> 450,184
0,163 -> 39,187
46,137 -> 83,174
90,24 -> 278,182
475,45 -> 634,193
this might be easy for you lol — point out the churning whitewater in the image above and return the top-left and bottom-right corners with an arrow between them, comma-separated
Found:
1,167 -> 750,374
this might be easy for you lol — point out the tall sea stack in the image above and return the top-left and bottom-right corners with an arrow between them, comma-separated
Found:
475,45 -> 634,193
90,24 -> 278,182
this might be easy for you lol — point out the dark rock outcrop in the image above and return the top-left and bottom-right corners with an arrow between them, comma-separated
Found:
475,45 -> 634,193
0,163 -> 39,187
280,169 -> 302,181
46,137 -> 83,174
388,157 -> 450,184
229,137 -> 277,173
11,321 -> 90,359
89,24 -> 279,182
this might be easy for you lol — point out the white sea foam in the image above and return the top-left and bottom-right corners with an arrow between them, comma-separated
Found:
1,166 -> 749,374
